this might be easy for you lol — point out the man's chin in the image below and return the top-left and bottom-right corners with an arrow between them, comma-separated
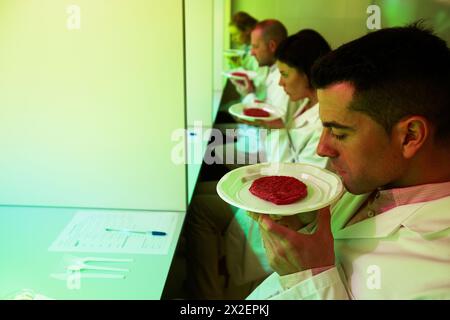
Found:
343,182 -> 374,195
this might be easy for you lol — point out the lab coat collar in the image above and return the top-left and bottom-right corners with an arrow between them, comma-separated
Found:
293,103 -> 319,129
268,63 -> 278,75
332,193 -> 450,239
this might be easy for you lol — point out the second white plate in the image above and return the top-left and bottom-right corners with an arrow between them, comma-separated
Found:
222,69 -> 258,80
228,103 -> 283,122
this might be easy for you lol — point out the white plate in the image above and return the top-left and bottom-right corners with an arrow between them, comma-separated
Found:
222,69 -> 258,80
217,163 -> 344,216
228,103 -> 283,122
223,49 -> 246,57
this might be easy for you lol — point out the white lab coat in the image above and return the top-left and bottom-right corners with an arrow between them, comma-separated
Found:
248,193 -> 450,299
217,64 -> 290,165
265,103 -> 326,165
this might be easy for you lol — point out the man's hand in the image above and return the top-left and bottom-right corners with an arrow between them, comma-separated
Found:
232,115 -> 285,129
249,207 -> 335,276
254,118 -> 285,129
225,56 -> 243,69
230,76 -> 255,96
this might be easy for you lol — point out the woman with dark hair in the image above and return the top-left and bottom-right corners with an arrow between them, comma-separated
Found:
276,29 -> 331,106
226,12 -> 260,72
265,29 -> 332,164
229,11 -> 258,48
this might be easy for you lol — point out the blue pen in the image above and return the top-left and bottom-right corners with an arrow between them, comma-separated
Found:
105,227 -> 167,236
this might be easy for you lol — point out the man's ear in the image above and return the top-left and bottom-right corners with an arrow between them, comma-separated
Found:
395,116 -> 429,159
268,39 -> 277,53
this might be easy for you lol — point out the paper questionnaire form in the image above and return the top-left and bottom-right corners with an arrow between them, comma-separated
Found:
49,210 -> 178,255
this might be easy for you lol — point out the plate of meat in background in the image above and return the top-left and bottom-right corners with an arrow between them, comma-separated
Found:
228,102 -> 283,122
222,68 -> 258,81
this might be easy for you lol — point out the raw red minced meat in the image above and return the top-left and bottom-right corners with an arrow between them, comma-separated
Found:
249,176 -> 307,205
243,108 -> 271,117
231,71 -> 249,78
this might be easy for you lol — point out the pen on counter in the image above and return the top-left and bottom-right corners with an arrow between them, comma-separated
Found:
105,227 -> 167,236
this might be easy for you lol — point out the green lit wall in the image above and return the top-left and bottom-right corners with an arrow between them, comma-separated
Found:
231,0 -> 449,48
231,0 -> 371,48
378,0 -> 449,42
0,0 -> 187,211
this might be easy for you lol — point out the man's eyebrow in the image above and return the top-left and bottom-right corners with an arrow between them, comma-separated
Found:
322,121 -> 354,131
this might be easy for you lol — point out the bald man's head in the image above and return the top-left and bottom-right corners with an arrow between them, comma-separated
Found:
254,20 -> 288,46
250,19 -> 287,66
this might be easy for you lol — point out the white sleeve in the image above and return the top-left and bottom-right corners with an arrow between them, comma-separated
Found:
246,272 -> 284,300
242,93 -> 257,105
247,267 -> 350,300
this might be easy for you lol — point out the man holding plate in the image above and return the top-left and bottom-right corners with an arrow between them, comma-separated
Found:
247,24 -> 450,300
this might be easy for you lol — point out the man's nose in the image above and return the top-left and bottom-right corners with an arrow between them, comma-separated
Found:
317,131 -> 338,158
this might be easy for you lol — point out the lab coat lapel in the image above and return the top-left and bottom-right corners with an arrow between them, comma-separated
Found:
333,203 -> 425,239
401,196 -> 450,235
332,195 -> 450,239
331,192 -> 369,234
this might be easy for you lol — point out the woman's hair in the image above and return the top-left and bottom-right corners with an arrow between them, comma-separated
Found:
275,29 -> 331,87
230,11 -> 258,33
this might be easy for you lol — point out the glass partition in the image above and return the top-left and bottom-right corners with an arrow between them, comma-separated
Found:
0,0 -> 187,211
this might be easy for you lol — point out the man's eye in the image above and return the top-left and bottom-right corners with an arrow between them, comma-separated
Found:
330,130 -> 347,141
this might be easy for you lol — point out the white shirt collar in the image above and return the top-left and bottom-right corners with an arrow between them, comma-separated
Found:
332,192 -> 450,239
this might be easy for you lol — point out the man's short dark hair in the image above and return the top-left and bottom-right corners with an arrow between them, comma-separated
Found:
254,20 -> 288,46
311,23 -> 450,143
275,29 -> 331,87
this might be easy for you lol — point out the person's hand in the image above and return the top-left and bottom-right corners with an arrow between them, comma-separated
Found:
254,118 -> 285,129
248,207 -> 335,276
231,115 -> 257,126
232,115 -> 285,129
249,213 -> 305,230
225,55 -> 243,69
230,76 -> 255,96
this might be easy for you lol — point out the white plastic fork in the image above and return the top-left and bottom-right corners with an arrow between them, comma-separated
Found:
67,257 -> 133,272
50,272 -> 126,281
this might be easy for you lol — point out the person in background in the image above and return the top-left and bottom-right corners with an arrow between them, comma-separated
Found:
218,12 -> 259,112
219,19 -> 290,166
266,29 -> 332,164
232,19 -> 289,116
227,11 -> 259,72
184,29 -> 332,300
248,24 -> 450,300
230,11 -> 257,49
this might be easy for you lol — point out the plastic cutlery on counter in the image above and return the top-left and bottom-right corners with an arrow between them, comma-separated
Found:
67,256 -> 133,272
50,272 -> 126,280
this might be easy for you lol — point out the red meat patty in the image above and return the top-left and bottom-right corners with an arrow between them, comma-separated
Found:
243,108 -> 271,117
249,176 -> 308,205
231,71 -> 248,78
